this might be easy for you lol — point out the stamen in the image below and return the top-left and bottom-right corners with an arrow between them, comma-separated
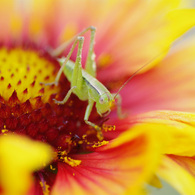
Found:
64,156 -> 81,167
38,172 -> 50,195
92,140 -> 109,148
102,124 -> 116,132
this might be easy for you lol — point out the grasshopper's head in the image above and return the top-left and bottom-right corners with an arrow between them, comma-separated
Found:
96,93 -> 114,117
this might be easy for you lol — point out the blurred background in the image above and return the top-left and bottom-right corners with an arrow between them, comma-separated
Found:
149,180 -> 180,195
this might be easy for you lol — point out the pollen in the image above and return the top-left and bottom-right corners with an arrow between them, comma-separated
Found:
102,124 -> 116,132
92,140 -> 109,148
1,129 -> 8,134
40,180 -> 50,195
49,165 -> 56,171
64,156 -> 81,167
109,99 -> 115,109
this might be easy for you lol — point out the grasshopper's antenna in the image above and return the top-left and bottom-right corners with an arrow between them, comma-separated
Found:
113,52 -> 164,99
113,34 -> 185,100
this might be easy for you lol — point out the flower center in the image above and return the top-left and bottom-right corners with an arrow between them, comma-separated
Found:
0,45 -> 115,188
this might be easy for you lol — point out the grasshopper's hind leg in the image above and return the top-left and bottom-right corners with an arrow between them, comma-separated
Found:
84,26 -> 96,77
50,26 -> 96,57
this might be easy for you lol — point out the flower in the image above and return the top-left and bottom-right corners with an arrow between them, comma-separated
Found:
0,0 -> 195,195
0,42 -> 161,195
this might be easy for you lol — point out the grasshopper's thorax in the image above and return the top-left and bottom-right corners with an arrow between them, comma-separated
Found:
0,44 -> 115,191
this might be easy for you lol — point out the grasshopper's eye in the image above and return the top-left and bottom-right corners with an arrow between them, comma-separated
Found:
99,97 -> 104,104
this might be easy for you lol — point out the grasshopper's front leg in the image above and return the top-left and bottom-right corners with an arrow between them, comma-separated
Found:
40,37 -> 83,87
53,36 -> 84,104
84,98 -> 103,141
68,36 -> 103,140
43,37 -> 83,86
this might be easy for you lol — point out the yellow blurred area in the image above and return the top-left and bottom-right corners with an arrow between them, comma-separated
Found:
0,47 -> 60,103
0,134 -> 53,195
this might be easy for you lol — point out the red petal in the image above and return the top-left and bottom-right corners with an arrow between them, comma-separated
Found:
120,37 -> 195,115
51,126 -> 162,195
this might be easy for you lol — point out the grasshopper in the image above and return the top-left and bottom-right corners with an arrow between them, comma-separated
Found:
42,27 -> 124,140
42,26 -> 162,139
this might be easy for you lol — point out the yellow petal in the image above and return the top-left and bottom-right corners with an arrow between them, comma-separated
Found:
97,6 -> 195,80
168,155 -> 195,180
0,134 -> 53,195
158,156 -> 195,195
148,175 -> 162,189
131,110 -> 195,156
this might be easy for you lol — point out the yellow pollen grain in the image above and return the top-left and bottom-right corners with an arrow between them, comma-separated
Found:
49,165 -> 56,171
102,124 -> 116,132
68,100 -> 73,106
65,136 -> 72,144
1,129 -> 8,135
64,156 -> 81,167
60,151 -> 68,156
39,181 -> 50,195
78,140 -> 83,144
109,100 -> 115,110
92,140 -> 109,148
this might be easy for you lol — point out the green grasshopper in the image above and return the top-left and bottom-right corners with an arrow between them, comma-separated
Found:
42,26 -> 125,140
43,26 -> 159,140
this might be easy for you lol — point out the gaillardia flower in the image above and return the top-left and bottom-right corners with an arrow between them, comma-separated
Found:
0,0 -> 195,195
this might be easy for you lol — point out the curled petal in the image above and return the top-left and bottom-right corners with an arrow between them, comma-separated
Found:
0,134 -> 53,195
168,155 -> 195,179
158,156 -> 195,195
130,110 -> 195,156
51,126 -> 162,195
